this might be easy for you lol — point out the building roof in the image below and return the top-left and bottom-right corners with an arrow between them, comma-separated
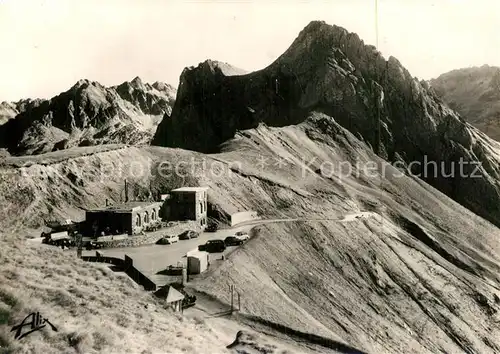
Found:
187,249 -> 208,258
87,201 -> 162,213
171,186 -> 209,193
165,286 -> 185,303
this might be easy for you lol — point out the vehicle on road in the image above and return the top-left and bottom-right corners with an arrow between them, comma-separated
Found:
178,230 -> 199,240
182,294 -> 197,309
224,236 -> 244,246
235,231 -> 250,241
198,239 -> 226,253
156,235 -> 179,245
159,265 -> 184,275
206,223 -> 218,232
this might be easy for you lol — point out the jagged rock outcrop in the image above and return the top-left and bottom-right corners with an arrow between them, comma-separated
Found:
153,21 -> 500,228
0,78 -> 176,155
430,65 -> 500,141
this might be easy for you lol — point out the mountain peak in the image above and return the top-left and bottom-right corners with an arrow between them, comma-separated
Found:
72,78 -> 90,88
131,76 -> 143,86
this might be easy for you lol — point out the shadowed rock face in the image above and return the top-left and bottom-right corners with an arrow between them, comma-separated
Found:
0,77 -> 176,155
430,65 -> 500,142
153,21 -> 500,228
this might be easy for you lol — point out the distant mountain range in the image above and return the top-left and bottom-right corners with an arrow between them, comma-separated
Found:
430,65 -> 500,141
0,77 -> 176,155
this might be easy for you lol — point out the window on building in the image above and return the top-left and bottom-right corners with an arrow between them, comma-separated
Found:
152,209 -> 156,221
199,202 -> 203,213
144,211 -> 149,224
136,214 -> 141,227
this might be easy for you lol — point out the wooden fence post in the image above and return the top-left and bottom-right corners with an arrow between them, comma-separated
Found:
230,285 -> 233,314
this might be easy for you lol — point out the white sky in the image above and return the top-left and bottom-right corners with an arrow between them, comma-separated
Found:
0,0 -> 499,101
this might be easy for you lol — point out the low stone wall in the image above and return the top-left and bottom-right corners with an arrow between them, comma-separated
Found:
95,220 -> 200,248
230,211 -> 260,227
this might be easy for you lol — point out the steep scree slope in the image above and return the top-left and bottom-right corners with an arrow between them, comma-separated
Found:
153,20 -> 500,229
0,77 -> 176,155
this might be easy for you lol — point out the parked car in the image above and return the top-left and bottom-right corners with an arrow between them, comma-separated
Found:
235,231 -> 250,241
206,223 -> 218,232
198,239 -> 226,253
178,230 -> 199,240
182,294 -> 197,309
224,236 -> 244,246
144,222 -> 161,232
156,235 -> 179,245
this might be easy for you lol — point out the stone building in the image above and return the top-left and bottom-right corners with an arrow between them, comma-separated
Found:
85,201 -> 163,236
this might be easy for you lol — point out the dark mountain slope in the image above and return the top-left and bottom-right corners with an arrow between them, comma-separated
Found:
153,20 -> 500,228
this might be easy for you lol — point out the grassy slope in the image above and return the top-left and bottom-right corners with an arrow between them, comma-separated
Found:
1,113 -> 500,353
0,235 -> 232,354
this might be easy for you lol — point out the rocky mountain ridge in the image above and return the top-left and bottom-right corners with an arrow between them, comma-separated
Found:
153,20 -> 500,229
0,77 -> 176,155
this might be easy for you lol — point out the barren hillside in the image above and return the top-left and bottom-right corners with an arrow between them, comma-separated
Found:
0,77 -> 176,156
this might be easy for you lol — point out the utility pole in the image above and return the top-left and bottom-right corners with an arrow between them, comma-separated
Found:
124,180 -> 129,203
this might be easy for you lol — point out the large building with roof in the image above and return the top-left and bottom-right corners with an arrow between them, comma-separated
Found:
85,201 -> 163,236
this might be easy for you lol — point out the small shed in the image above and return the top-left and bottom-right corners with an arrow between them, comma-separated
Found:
165,286 -> 185,312
187,250 -> 209,275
